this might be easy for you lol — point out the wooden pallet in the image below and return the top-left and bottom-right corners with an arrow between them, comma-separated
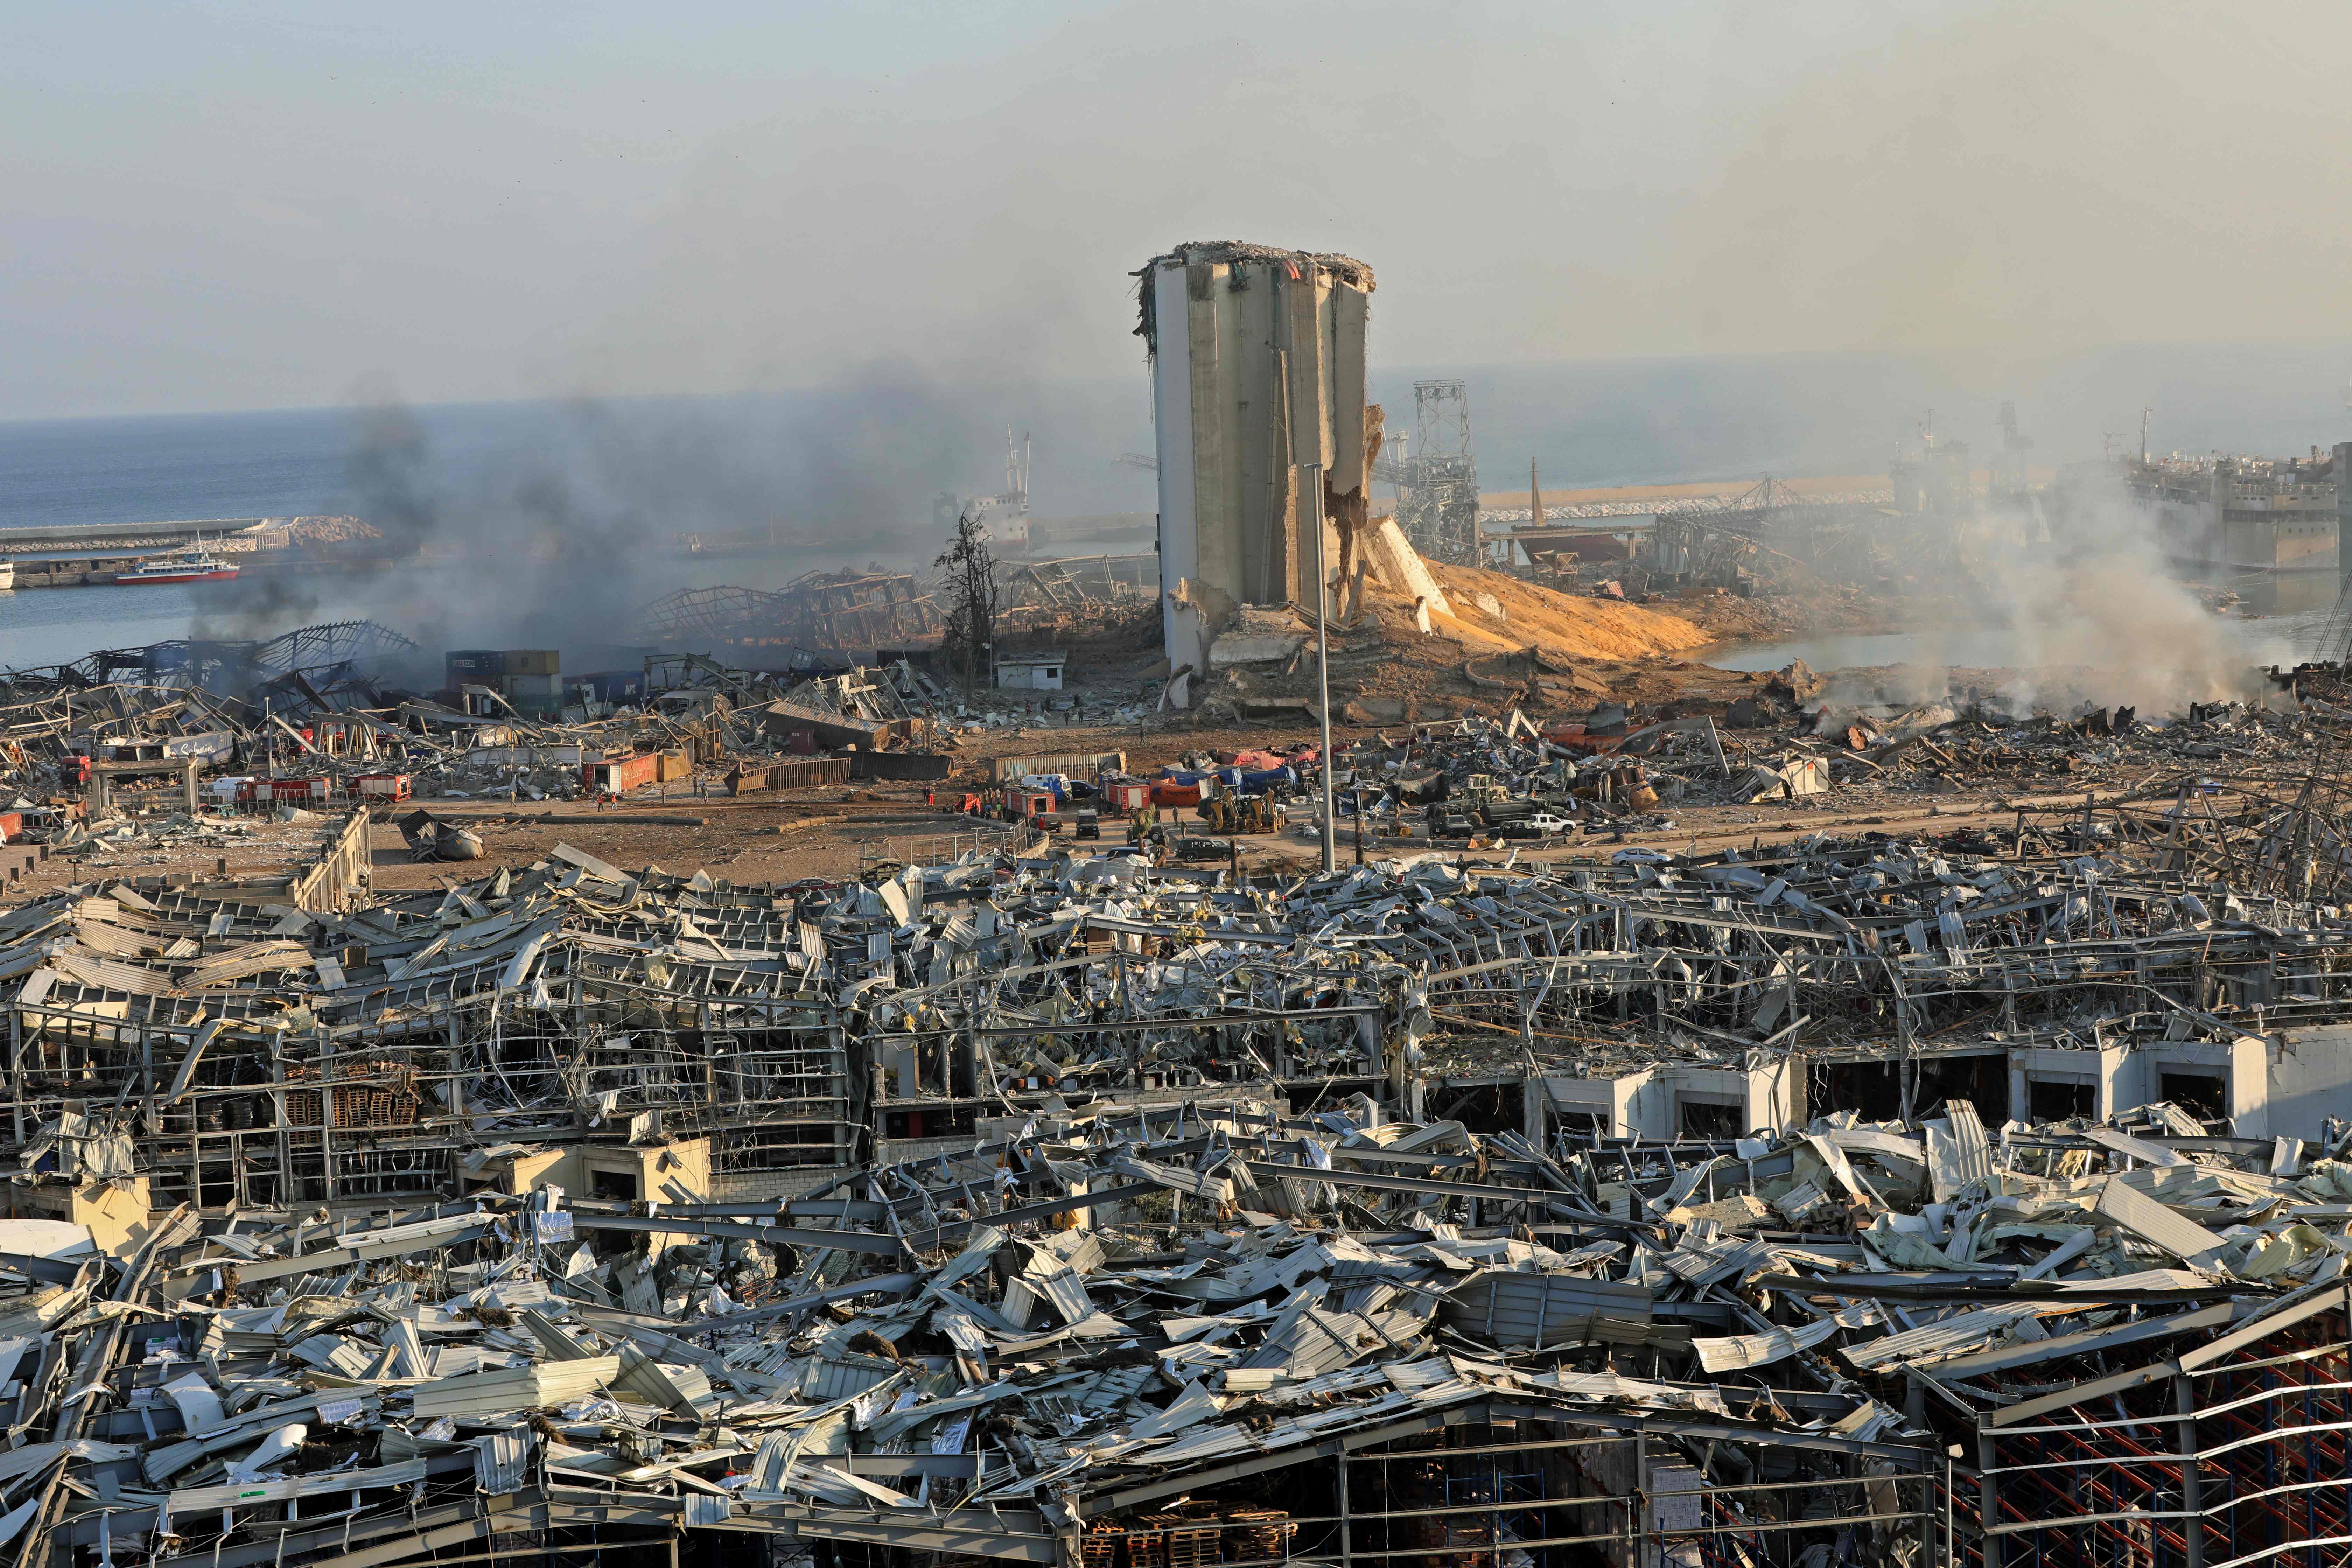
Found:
282,1059 -> 421,1130
1124,1519 -> 1169,1568
1219,1507 -> 1293,1564
1082,1524 -> 1124,1568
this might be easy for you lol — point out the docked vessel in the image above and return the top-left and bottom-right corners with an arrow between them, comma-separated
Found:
115,547 -> 240,586
934,429 -> 1032,554
0,559 -> 16,591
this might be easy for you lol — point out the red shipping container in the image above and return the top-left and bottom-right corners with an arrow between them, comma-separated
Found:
581,753 -> 661,794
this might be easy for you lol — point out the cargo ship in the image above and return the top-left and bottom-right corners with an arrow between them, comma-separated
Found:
934,429 -> 1032,554
2114,449 -> 2339,575
115,547 -> 240,585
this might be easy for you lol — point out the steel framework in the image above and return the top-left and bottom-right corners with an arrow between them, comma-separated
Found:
1395,380 -> 1482,565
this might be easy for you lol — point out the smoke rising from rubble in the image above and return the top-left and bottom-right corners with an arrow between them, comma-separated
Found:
1854,480 -> 2299,719
1980,511 -> 2254,717
189,369 -> 1147,666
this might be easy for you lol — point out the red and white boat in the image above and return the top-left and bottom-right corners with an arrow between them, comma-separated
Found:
116,548 -> 240,586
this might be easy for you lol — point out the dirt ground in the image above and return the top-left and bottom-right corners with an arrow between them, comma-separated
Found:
0,572 -> 2095,906
0,685 -> 2149,908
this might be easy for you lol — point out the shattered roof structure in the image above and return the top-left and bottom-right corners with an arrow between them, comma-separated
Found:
7,745 -> 2352,1565
16,1090 -> 2352,1568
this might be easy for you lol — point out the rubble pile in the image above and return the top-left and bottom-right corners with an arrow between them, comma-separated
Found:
3,704 -> 2352,1564
16,1092 -> 2352,1568
0,622 -> 969,831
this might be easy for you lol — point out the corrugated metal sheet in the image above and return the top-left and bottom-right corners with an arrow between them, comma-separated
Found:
1946,1100 -> 1997,1188
50,947 -> 171,996
172,1458 -> 429,1513
1440,1269 -> 1653,1346
1842,1306 -> 2040,1372
797,1353 -> 900,1402
2095,1175 -> 2230,1269
611,1346 -> 702,1416
473,1430 -> 533,1495
1031,1267 -> 1094,1325
410,1356 -> 618,1419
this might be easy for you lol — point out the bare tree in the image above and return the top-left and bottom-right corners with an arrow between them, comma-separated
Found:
935,511 -> 1001,694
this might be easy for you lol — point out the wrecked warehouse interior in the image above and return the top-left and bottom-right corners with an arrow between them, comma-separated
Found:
2,774 -> 2352,1568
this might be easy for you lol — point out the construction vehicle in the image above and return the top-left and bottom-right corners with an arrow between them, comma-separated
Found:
1460,774 -> 1508,810
1199,795 -> 1286,835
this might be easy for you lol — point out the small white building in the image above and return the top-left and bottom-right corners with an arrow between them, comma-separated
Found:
994,651 -> 1068,691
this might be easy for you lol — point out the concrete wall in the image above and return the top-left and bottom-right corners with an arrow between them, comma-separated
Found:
1152,263 -> 1204,684
1535,1072 -> 1645,1138
707,1166 -> 853,1203
2004,1038 -> 2272,1134
2269,1026 -> 2352,1142
2007,1045 -> 2117,1123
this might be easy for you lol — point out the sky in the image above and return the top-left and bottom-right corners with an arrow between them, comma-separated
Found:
7,1 -> 2352,422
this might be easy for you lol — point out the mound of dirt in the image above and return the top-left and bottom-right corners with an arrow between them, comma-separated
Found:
1189,547 -> 1733,727
1420,563 -> 1714,661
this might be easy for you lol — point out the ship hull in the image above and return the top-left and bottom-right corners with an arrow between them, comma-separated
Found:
117,567 -> 240,585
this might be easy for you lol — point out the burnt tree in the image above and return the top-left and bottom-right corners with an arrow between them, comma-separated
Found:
935,511 -> 1002,694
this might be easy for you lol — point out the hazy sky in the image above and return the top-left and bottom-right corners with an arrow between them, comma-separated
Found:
6,1 -> 2346,420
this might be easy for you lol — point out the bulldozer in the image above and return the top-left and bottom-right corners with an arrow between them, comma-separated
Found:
1199,794 -> 1286,835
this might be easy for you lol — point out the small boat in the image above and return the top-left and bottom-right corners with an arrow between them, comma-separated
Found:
117,547 -> 239,586
0,559 -> 15,592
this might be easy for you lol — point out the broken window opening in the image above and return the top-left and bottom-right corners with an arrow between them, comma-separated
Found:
2027,1077 -> 2095,1123
590,1168 -> 640,1202
1678,1098 -> 1742,1139
2159,1070 -> 2227,1123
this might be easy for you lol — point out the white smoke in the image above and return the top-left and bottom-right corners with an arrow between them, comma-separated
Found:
1846,474 -> 2307,718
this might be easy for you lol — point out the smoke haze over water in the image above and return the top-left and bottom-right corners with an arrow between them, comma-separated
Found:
186,371 -> 1155,663
18,0 -> 2352,705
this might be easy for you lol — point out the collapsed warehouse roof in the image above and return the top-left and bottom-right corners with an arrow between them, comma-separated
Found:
14,1087 -> 2352,1568
5,721 -> 2352,1563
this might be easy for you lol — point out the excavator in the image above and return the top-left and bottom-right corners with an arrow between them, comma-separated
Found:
1199,794 -> 1286,835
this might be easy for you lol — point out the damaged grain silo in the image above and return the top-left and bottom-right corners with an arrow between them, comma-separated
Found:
1136,241 -> 1374,698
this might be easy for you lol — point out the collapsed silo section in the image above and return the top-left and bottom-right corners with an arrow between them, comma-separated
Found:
1136,241 -> 1374,699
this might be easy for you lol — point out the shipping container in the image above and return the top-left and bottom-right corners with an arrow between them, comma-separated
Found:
237,777 -> 331,805
355,774 -> 413,800
728,757 -> 853,794
446,649 -> 506,683
849,751 -> 952,781
582,753 -> 662,794
503,649 -> 560,676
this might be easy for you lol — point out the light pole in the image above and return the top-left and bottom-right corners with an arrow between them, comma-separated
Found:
1308,465 -> 1337,873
